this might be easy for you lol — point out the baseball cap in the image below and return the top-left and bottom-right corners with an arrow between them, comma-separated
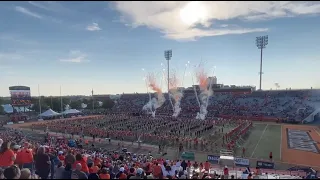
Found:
136,168 -> 143,175
13,145 -> 21,149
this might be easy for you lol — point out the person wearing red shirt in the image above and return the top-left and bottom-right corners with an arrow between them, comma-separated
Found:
20,143 -> 33,171
0,141 -> 16,168
94,156 -> 102,166
187,160 -> 191,168
223,166 -> 229,179
269,152 -> 273,161
242,147 -> 246,157
73,154 -> 89,174
204,161 -> 210,171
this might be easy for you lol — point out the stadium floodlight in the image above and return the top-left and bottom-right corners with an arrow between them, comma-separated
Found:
164,50 -> 173,93
92,89 -> 94,110
256,35 -> 268,91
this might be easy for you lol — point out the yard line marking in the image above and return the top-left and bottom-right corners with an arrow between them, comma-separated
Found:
250,124 -> 268,158
280,125 -> 282,161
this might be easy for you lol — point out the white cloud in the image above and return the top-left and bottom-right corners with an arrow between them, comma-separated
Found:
112,1 -> 320,41
15,6 -> 43,19
86,23 -> 102,31
28,1 -> 53,11
59,50 -> 90,63
28,1 -> 71,13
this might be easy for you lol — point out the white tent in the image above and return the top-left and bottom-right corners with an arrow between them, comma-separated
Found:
62,109 -> 81,115
1,104 -> 32,114
39,109 -> 61,117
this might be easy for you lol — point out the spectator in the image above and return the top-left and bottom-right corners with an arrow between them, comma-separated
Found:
127,167 -> 136,179
116,167 -> 127,179
3,165 -> 21,179
99,168 -> 110,179
73,163 -> 88,179
129,168 -> 144,179
19,142 -> 34,171
20,168 -> 31,179
88,171 -> 99,179
0,141 -> 16,168
54,161 -> 65,179
61,163 -> 73,179
152,162 -> 162,178
180,160 -> 187,171
223,165 -> 229,179
65,150 -> 76,166
35,146 -> 51,179
0,168 -> 4,179
108,166 -> 116,179
74,154 -> 89,174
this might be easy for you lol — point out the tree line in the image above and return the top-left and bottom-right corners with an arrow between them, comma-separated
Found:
0,96 -> 115,113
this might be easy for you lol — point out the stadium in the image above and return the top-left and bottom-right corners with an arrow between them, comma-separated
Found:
1,1 -> 320,179
1,81 -> 320,179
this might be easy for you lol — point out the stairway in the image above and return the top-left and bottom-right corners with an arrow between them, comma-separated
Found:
303,108 -> 320,124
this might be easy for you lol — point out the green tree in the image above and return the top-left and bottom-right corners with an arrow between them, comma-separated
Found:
0,105 -> 4,115
42,97 -> 61,112
86,100 -> 100,110
0,97 -> 11,105
82,98 -> 89,104
102,99 -> 115,109
69,100 -> 82,109
30,101 -> 49,113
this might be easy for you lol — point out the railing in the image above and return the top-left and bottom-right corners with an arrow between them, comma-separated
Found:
218,115 -> 280,122
208,164 -> 307,178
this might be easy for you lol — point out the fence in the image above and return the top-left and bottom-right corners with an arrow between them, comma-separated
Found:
218,115 -> 280,122
208,164 -> 307,178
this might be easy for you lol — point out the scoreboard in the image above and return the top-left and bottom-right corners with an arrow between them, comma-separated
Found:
9,86 -> 32,106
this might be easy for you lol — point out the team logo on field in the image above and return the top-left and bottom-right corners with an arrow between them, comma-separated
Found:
287,129 -> 319,153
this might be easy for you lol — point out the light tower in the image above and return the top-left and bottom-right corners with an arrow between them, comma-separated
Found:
256,35 -> 268,91
164,50 -> 172,93
92,89 -> 94,111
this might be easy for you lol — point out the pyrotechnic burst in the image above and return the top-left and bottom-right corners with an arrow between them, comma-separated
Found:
194,64 -> 214,120
169,72 -> 183,117
142,72 -> 165,117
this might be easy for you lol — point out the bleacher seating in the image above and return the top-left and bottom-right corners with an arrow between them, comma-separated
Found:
112,89 -> 319,122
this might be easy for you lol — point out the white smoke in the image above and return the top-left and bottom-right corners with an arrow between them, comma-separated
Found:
142,93 -> 165,117
81,103 -> 87,109
194,65 -> 215,120
196,89 -> 213,120
170,90 -> 183,118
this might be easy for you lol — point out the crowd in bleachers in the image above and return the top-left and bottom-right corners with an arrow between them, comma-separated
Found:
112,90 -> 318,122
1,89 -> 319,179
0,127 -> 309,179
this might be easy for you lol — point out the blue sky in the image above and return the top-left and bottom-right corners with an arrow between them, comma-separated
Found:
0,1 -> 320,96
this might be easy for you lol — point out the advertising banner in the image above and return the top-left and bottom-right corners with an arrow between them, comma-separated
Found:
207,155 -> 220,164
256,160 -> 275,169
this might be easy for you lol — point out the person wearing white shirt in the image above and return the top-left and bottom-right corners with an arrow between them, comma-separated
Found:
161,163 -> 176,177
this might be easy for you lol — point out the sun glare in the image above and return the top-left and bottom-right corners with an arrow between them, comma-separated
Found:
179,1 -> 208,26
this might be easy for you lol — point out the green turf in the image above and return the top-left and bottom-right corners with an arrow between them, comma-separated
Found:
251,124 -> 282,161
236,123 -> 266,157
